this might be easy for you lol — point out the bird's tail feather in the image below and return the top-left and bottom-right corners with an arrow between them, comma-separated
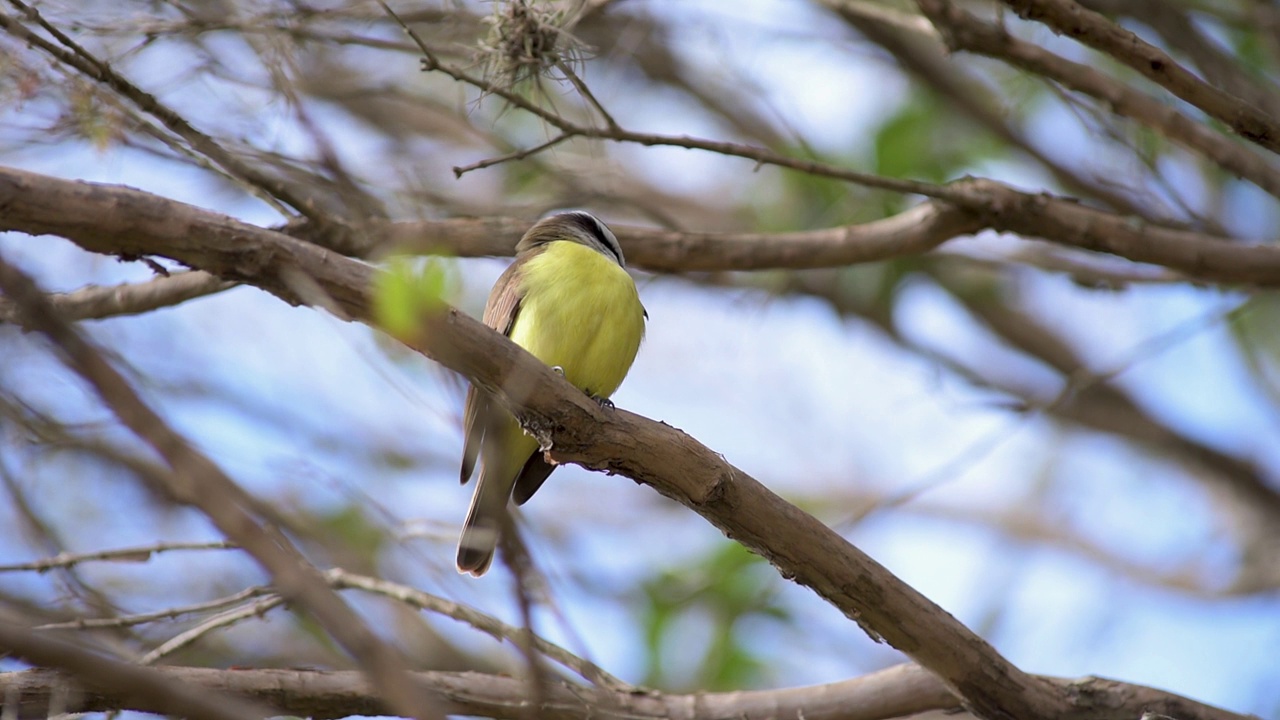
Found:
456,469 -> 508,576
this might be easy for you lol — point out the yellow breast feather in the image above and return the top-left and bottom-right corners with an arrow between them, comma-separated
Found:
510,240 -> 646,399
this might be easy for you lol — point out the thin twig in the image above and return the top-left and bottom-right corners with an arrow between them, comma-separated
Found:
329,569 -> 636,692
0,271 -> 232,325
139,595 -> 287,665
36,585 -> 270,631
0,540 -> 238,573
454,132 -> 576,177
555,59 -> 620,131
379,0 -> 955,201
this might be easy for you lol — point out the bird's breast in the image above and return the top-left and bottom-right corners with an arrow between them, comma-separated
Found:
510,241 -> 646,398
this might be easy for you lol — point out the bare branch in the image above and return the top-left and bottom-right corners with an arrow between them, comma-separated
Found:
0,271 -> 231,324
0,663 -> 1253,720
1077,0 -> 1280,118
0,620 -> 273,720
453,132 -> 577,178
944,177 -> 1280,285
329,570 -> 633,692
139,595 -> 286,665
30,567 -> 633,690
35,585 -> 269,632
0,540 -> 237,573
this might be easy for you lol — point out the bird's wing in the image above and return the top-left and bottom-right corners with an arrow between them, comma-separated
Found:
460,259 -> 527,484
511,452 -> 556,505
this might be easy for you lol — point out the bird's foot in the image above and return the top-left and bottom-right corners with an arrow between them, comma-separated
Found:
551,366 -> 565,376
590,394 -> 615,409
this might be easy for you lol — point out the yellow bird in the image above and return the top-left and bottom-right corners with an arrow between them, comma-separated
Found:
457,212 -> 646,576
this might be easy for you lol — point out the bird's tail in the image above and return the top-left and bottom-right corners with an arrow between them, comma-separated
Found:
456,470 -> 507,576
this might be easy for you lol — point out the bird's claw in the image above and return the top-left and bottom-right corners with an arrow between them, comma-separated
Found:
591,394 -> 615,409
551,366 -> 565,376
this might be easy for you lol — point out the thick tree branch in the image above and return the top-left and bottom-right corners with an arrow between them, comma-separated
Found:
9,165 -> 1276,290
0,663 -> 1252,720
380,184 -> 1280,283
326,192 -> 1279,287
366,202 -> 980,271
944,179 -> 1280,285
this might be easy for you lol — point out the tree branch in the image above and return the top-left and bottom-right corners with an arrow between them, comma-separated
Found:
364,201 -> 980,271
321,187 -> 1280,286
998,0 -> 1280,155
1076,0 -> 1280,119
0,540 -> 237,573
0,270 -> 231,324
0,621 -> 273,720
0,663 -> 1252,720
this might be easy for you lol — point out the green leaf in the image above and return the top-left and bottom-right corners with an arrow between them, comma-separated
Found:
372,256 -> 457,340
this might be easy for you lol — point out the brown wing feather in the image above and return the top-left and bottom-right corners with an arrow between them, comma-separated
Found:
511,452 -> 556,505
459,385 -> 484,483
480,259 -> 526,334
460,256 -> 529,485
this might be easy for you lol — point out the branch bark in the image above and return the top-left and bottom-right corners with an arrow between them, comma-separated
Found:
0,270 -> 231,324
0,664 -> 1254,720
7,166 -> 1276,289
0,621 -> 273,720
364,201 -> 979,271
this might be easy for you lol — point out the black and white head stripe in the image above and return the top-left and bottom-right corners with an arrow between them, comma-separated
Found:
517,211 -> 628,267
562,211 -> 626,267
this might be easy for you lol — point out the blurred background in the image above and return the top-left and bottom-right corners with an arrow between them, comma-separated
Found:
2,0 -> 1279,717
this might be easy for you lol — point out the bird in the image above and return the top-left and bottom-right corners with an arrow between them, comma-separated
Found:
457,211 -> 646,576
